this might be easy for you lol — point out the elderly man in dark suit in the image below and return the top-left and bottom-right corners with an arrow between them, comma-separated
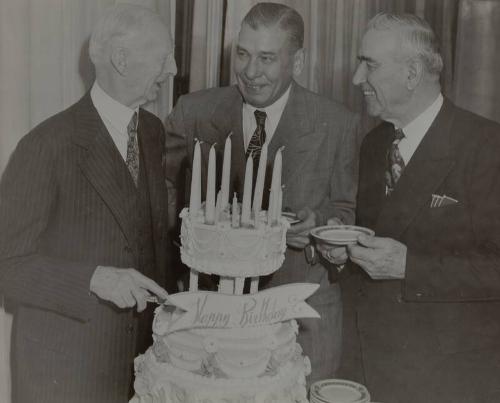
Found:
320,12 -> 500,403
166,2 -> 359,384
0,5 -> 177,402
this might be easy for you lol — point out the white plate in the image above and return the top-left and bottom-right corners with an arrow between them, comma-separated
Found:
310,225 -> 374,245
281,211 -> 301,225
310,379 -> 371,403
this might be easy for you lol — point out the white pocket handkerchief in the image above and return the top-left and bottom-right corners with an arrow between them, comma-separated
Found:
431,194 -> 458,208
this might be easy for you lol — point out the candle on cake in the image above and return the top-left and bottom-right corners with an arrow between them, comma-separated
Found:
189,140 -> 201,219
205,143 -> 216,224
241,152 -> 253,226
252,141 -> 268,221
231,193 -> 239,228
268,147 -> 283,225
220,133 -> 232,211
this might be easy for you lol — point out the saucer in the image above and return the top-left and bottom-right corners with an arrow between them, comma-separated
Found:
310,225 -> 374,245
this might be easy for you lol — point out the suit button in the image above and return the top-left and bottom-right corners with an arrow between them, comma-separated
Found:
126,324 -> 134,334
124,246 -> 133,254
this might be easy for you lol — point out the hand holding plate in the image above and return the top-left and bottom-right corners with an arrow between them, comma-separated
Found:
347,235 -> 407,280
286,207 -> 316,249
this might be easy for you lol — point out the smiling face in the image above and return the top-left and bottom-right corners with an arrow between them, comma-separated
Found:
352,28 -> 412,125
125,21 -> 177,107
234,23 -> 303,108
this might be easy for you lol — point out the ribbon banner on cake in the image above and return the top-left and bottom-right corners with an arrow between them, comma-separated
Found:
164,283 -> 320,333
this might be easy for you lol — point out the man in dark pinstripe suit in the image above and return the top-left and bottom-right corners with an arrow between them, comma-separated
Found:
0,5 -> 177,402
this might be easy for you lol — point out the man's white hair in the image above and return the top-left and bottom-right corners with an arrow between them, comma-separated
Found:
367,12 -> 443,76
89,4 -> 162,64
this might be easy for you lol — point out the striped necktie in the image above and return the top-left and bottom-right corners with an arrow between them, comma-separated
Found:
126,111 -> 139,186
385,128 -> 405,195
246,110 -> 267,162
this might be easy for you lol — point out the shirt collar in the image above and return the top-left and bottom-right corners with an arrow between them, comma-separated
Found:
90,81 -> 139,134
401,93 -> 444,139
243,84 -> 291,125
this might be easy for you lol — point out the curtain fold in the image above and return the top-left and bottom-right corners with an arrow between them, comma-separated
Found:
453,0 -> 500,123
189,0 -> 224,92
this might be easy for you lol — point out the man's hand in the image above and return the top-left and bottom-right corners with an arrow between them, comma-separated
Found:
316,244 -> 348,265
90,266 -> 169,312
347,235 -> 407,280
286,207 -> 316,249
315,217 -> 348,265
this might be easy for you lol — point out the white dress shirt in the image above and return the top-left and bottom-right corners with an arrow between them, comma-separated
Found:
90,82 -> 139,161
397,93 -> 444,165
242,85 -> 291,150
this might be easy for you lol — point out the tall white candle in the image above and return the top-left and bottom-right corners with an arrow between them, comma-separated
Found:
269,147 -> 283,223
189,140 -> 201,219
241,152 -> 253,226
220,133 -> 232,211
205,143 -> 216,224
267,186 -> 275,226
252,141 -> 268,218
215,190 -> 222,223
231,192 -> 239,228
277,185 -> 284,221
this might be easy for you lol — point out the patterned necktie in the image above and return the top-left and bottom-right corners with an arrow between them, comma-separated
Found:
246,110 -> 267,163
126,111 -> 139,187
385,128 -> 405,195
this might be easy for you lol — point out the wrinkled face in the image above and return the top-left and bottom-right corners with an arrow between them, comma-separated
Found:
352,28 -> 411,123
234,23 -> 302,108
126,22 -> 177,107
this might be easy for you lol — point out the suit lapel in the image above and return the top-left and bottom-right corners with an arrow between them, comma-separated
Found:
376,100 -> 456,238
73,94 -> 137,247
137,115 -> 168,239
269,82 -> 323,186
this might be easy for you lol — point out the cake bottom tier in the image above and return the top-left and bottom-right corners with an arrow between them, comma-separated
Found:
130,349 -> 311,403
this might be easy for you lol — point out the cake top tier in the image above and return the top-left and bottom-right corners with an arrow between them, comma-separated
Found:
179,207 -> 289,278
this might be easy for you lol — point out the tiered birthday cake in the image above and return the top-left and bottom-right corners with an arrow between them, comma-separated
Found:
131,140 -> 318,403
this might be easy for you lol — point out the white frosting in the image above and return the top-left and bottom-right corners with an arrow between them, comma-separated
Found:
130,203 -> 316,403
132,348 -> 310,403
151,306 -> 298,378
179,208 -> 288,277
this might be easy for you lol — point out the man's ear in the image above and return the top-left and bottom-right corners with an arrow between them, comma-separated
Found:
406,57 -> 424,90
292,48 -> 305,77
110,46 -> 128,76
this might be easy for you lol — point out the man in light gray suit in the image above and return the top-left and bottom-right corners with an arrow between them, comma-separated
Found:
166,2 -> 359,383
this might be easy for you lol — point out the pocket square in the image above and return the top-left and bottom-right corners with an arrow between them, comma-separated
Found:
431,194 -> 458,208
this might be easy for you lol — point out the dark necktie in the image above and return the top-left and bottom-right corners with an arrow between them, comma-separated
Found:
246,110 -> 267,163
126,111 -> 139,186
385,128 -> 405,195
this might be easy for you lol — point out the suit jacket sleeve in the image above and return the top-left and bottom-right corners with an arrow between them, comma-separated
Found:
0,134 -> 97,322
315,111 -> 361,226
404,125 -> 500,302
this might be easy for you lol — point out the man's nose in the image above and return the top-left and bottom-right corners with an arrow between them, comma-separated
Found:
352,63 -> 366,86
244,58 -> 261,80
166,55 -> 177,77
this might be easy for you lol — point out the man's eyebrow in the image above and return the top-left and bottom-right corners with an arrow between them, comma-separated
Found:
357,55 -> 377,63
259,51 -> 277,57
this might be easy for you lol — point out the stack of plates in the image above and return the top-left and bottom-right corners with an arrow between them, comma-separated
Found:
310,379 -> 371,403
